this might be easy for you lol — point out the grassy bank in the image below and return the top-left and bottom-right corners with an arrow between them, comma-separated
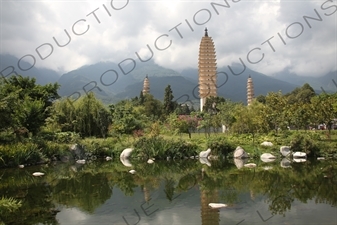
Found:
0,130 -> 336,168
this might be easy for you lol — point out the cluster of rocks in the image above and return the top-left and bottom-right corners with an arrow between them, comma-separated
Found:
231,142 -> 312,169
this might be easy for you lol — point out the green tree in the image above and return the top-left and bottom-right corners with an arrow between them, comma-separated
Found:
311,93 -> 336,134
231,101 -> 269,142
139,91 -> 145,105
143,94 -> 164,120
265,91 -> 287,132
0,75 -> 60,137
109,100 -> 143,135
217,99 -> 237,133
289,102 -> 313,130
286,83 -> 316,104
255,94 -> 266,104
163,85 -> 176,114
48,93 -> 111,137
203,96 -> 226,114
175,104 -> 191,115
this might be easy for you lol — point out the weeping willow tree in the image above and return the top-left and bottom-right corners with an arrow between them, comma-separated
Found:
48,92 -> 111,137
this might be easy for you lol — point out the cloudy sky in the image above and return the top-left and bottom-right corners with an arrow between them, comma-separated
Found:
1,0 -> 336,77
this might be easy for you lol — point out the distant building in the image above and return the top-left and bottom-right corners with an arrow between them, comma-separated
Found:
247,75 -> 254,106
198,28 -> 217,111
142,75 -> 150,94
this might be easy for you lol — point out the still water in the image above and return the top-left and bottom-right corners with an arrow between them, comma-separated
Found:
1,158 -> 336,225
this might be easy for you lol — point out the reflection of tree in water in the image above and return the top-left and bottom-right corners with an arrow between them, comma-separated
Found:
248,161 -> 337,216
52,172 -> 113,213
113,172 -> 138,196
164,177 -> 175,202
0,168 -> 59,225
2,158 -> 337,223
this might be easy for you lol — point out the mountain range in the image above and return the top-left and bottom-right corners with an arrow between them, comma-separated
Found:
1,54 -> 336,105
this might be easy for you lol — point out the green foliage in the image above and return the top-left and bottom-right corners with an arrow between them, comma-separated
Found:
148,121 -> 161,137
0,142 -> 44,167
285,83 -> 316,104
0,75 -> 60,137
217,99 -> 237,131
206,136 -> 235,157
166,113 -> 199,138
78,137 -> 122,157
0,197 -> 22,213
163,85 -> 177,114
133,136 -> 199,159
311,93 -> 336,132
48,93 -> 111,137
289,133 -> 321,157
109,100 -> 144,135
202,96 -> 226,113
36,131 -> 81,143
142,94 -> 164,120
0,129 -> 17,144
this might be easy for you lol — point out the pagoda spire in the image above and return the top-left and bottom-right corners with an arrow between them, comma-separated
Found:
247,75 -> 254,106
198,28 -> 217,111
142,75 -> 150,94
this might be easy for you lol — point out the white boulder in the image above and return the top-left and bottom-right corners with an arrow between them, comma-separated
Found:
147,159 -> 154,164
32,172 -> 45,177
76,159 -> 86,164
129,170 -> 136,174
280,146 -> 291,157
263,166 -> 273,170
199,148 -> 211,158
261,141 -> 273,147
208,203 -> 228,209
234,146 -> 249,159
292,152 -> 307,158
120,148 -> 134,159
317,157 -> 325,160
106,156 -> 113,161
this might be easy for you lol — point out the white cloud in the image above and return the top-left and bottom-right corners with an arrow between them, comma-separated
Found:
1,0 -> 336,77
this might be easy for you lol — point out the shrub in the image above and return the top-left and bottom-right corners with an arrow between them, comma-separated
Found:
36,131 -> 81,143
0,197 -> 22,214
78,137 -> 121,158
0,143 -> 44,167
0,129 -> 16,144
289,133 -> 320,157
133,136 -> 199,159
206,136 -> 235,157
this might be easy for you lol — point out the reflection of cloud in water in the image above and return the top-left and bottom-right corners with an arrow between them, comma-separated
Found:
56,207 -> 89,223
55,186 -> 337,225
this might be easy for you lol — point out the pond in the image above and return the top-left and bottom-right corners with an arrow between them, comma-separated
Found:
0,157 -> 336,225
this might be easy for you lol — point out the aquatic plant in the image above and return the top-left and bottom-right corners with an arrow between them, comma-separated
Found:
0,196 -> 22,213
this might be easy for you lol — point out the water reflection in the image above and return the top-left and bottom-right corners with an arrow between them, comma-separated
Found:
0,158 -> 336,224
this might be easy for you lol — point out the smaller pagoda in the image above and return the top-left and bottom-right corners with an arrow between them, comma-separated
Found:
247,75 -> 254,106
142,75 -> 150,94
